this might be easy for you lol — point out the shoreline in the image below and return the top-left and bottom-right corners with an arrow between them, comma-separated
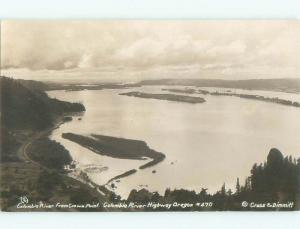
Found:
48,115 -> 115,197
33,113 -> 115,198
60,132 -> 166,192
162,88 -> 300,108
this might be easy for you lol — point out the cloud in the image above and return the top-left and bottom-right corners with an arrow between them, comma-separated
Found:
78,53 -> 93,69
1,20 -> 300,80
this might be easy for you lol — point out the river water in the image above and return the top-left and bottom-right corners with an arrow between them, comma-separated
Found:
48,86 -> 300,198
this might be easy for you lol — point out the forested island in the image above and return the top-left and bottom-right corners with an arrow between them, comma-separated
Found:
62,133 -> 166,170
162,88 -> 300,107
120,91 -> 206,104
211,91 -> 300,107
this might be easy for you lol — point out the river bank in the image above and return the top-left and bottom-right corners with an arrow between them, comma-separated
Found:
0,113 -> 113,211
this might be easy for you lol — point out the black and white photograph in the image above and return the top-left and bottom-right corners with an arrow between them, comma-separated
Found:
1,20 -> 300,212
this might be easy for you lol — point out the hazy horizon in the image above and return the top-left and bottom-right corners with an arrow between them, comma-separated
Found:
1,20 -> 300,83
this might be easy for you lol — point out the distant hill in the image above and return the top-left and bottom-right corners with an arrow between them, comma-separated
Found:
16,78 -> 49,91
0,76 -> 85,131
137,78 -> 300,93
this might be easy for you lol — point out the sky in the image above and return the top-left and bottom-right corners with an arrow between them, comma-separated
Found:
1,20 -> 300,82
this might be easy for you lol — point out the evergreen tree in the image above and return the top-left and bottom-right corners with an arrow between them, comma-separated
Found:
235,177 -> 241,194
221,183 -> 226,196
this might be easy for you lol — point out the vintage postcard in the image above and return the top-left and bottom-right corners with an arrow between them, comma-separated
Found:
0,20 -> 299,212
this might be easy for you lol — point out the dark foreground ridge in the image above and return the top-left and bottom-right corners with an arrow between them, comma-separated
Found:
1,77 -> 109,212
62,133 -> 166,170
120,91 -> 206,104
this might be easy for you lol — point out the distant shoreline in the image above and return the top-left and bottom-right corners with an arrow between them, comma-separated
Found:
39,77 -> 300,94
162,88 -> 300,108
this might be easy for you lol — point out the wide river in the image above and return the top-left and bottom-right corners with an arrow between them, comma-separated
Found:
48,86 -> 300,198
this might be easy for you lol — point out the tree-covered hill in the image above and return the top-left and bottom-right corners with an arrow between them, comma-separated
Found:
0,76 -> 85,162
0,76 -> 85,131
